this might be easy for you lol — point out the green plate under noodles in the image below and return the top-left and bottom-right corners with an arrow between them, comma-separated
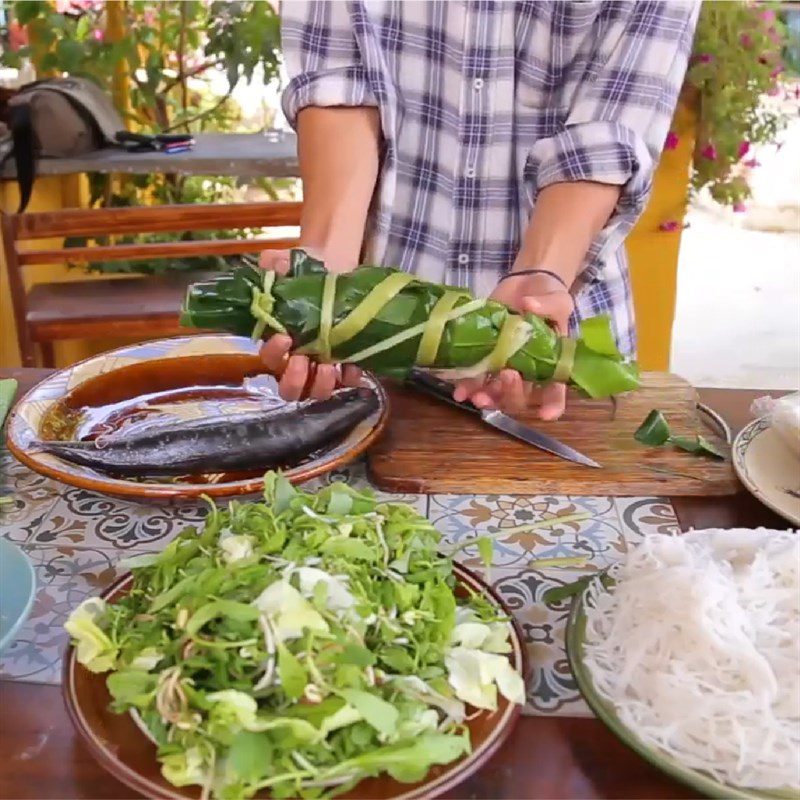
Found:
565,583 -> 800,800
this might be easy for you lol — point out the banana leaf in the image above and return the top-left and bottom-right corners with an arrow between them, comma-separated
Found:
180,249 -> 640,399
635,409 -> 725,459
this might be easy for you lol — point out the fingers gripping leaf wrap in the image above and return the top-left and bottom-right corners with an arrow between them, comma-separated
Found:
180,250 -> 640,398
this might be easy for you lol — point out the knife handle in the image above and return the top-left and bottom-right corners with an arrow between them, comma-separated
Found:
406,369 -> 481,415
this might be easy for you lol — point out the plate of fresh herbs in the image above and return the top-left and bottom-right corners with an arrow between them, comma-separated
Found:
63,473 -> 527,800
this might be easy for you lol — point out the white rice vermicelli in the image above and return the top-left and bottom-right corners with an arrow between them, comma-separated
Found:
582,528 -> 800,790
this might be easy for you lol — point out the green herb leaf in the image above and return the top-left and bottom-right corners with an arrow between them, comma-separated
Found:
339,689 -> 399,737
106,670 -> 157,708
334,643 -> 377,668
185,599 -> 259,637
228,731 -> 273,784
542,576 -> 593,605
477,537 -> 494,569
379,647 -> 415,673
334,732 -> 470,783
0,379 -> 18,430
277,644 -> 307,701
320,538 -> 377,561
326,485 -> 354,516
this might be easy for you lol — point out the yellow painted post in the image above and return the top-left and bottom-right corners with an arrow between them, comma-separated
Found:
626,94 -> 698,371
105,0 -> 131,119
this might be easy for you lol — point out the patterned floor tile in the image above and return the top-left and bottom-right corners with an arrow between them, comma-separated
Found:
0,543 -> 129,684
612,496 -> 680,546
32,487 -> 207,551
0,451 -> 61,545
431,494 -> 628,570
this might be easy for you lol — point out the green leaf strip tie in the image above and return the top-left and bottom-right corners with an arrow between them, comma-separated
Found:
552,337 -> 577,383
249,270 -> 287,341
330,272 -> 416,348
346,298 -> 488,365
415,290 -> 467,366
430,313 -> 533,380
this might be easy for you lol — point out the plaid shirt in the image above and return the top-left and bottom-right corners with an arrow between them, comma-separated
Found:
281,1 -> 699,356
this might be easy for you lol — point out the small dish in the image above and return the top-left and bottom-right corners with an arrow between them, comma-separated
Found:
0,538 -> 36,656
733,417 -> 800,527
63,562 -> 526,800
6,335 -> 388,502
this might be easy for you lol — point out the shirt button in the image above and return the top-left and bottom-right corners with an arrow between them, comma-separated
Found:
465,166 -> 476,178
473,78 -> 484,90
458,253 -> 469,265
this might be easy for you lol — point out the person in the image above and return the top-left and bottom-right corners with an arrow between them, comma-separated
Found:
260,0 -> 699,419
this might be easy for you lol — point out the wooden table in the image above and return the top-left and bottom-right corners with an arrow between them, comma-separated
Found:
0,369 -> 788,800
0,132 -> 299,180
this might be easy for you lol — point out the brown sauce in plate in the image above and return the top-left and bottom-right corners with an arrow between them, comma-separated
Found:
38,353 -> 334,484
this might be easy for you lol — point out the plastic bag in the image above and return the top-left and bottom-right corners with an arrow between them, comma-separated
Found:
751,392 -> 800,458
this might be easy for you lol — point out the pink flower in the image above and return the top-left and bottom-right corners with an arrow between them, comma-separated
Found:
743,158 -> 761,168
659,220 -> 680,232
737,141 -> 751,159
92,28 -> 104,42
694,53 -> 714,64
759,9 -> 776,24
767,86 -> 781,96
770,65 -> 784,79
8,19 -> 28,51
740,33 -> 754,48
701,143 -> 717,161
733,202 -> 747,213
664,131 -> 680,150
54,0 -> 99,12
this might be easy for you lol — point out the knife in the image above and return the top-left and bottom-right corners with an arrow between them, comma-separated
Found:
406,368 -> 601,468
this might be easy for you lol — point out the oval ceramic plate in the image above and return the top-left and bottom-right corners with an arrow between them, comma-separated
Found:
732,417 -> 800,527
63,562 -> 526,800
566,586 -> 798,800
0,538 -> 36,655
6,335 -> 388,501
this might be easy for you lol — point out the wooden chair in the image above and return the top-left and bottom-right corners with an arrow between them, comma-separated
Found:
1,201 -> 301,367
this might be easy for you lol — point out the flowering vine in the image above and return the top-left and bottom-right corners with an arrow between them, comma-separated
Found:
693,5 -> 786,202
658,2 -> 791,231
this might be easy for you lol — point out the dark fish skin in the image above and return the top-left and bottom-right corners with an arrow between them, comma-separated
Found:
37,388 -> 380,476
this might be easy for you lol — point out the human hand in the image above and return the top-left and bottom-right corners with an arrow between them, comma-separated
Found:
452,272 -> 574,420
257,248 -> 363,401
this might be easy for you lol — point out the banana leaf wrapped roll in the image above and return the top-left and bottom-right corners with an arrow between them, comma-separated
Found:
180,249 -> 640,398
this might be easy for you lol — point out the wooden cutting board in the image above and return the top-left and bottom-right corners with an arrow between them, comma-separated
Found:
366,372 -> 738,496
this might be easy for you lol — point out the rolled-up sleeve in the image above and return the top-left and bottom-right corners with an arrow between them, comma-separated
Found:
281,1 -> 377,128
526,1 -> 700,278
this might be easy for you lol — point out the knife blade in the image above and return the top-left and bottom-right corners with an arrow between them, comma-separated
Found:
406,368 -> 601,468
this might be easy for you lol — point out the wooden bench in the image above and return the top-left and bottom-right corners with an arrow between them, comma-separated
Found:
1,201 -> 301,367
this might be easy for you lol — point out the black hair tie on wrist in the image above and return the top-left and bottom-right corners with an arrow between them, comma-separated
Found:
499,268 -> 569,292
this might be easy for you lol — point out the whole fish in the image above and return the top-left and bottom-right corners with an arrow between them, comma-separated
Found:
36,388 -> 380,477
